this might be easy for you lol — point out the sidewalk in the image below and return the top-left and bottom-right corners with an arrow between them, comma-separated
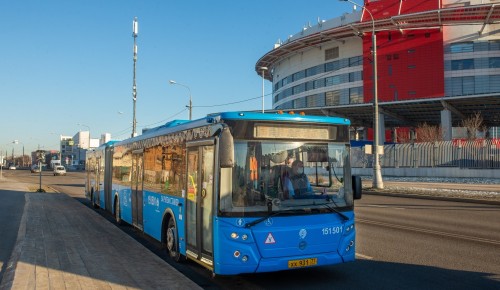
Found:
0,178 -> 202,290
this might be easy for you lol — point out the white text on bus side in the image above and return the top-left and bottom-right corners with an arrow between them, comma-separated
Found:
161,195 -> 180,206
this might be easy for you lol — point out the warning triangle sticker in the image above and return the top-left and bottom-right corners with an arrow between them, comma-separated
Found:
265,233 -> 276,244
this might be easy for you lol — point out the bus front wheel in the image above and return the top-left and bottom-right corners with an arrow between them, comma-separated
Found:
166,218 -> 181,262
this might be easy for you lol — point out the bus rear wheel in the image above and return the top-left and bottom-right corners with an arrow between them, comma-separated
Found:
90,190 -> 98,209
114,197 -> 122,224
166,218 -> 181,262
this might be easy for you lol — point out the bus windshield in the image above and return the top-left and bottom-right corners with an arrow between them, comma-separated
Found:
219,140 -> 353,216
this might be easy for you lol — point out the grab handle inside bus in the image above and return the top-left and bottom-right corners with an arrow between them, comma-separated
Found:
219,127 -> 234,168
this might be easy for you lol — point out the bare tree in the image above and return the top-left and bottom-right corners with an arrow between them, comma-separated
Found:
396,130 -> 411,143
461,112 -> 485,140
415,123 -> 443,142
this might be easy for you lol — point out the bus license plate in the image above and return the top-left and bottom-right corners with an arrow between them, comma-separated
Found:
288,258 -> 318,268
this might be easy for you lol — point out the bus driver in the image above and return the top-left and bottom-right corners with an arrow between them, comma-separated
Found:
283,160 -> 312,199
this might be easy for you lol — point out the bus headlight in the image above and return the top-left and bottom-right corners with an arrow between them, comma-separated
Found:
231,232 -> 239,239
234,251 -> 241,258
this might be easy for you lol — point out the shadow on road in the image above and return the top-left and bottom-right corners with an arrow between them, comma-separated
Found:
0,189 -> 25,284
232,260 -> 499,290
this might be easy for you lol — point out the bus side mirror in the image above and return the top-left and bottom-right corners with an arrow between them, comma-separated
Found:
219,127 -> 234,168
352,175 -> 362,199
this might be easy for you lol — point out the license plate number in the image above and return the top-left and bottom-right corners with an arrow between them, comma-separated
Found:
288,258 -> 318,268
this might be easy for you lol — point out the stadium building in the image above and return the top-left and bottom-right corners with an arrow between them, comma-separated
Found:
255,0 -> 500,142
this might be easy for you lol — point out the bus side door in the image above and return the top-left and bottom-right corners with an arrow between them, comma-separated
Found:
104,146 -> 113,212
131,150 -> 144,230
186,141 -> 215,268
95,156 -> 101,206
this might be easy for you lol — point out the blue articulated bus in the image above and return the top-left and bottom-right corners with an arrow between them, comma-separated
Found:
85,111 -> 362,275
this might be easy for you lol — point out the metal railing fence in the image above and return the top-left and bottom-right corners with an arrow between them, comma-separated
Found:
351,140 -> 500,169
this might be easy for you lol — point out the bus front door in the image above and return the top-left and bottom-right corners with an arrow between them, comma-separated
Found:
186,143 -> 215,268
131,150 -> 144,230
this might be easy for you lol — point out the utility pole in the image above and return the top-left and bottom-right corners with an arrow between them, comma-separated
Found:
131,17 -> 139,137
340,0 -> 383,189
36,150 -> 45,192
259,67 -> 268,113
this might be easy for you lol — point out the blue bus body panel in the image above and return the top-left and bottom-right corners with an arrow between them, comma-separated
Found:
111,183 -> 133,224
120,188 -> 133,224
99,190 -> 105,209
110,185 -> 186,255
142,190 -> 185,252
213,212 -> 356,275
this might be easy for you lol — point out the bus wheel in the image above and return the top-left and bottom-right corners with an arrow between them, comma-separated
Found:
166,218 -> 181,262
91,194 -> 98,209
114,197 -> 122,224
90,190 -> 98,209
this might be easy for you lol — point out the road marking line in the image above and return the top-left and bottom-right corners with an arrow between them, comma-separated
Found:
364,204 -> 406,210
355,253 -> 373,260
357,218 -> 500,245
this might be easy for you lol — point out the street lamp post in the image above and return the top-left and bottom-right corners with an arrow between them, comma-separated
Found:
12,140 -> 26,168
339,0 -> 383,189
12,140 -> 21,167
259,67 -> 268,113
12,140 -> 16,167
169,80 -> 192,120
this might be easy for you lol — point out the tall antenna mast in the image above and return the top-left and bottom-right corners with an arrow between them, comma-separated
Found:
131,17 -> 138,137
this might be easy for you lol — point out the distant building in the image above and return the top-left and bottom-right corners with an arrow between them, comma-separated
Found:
53,131 -> 112,169
59,135 -> 73,167
100,133 -> 112,146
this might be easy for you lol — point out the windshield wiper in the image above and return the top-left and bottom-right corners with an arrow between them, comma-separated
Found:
243,203 -> 348,228
244,212 -> 281,228
322,203 -> 349,221
244,209 -> 305,228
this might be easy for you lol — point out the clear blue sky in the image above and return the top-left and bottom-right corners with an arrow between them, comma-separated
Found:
0,0 -> 351,154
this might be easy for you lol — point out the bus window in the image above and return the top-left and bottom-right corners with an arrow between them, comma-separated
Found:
222,141 -> 352,214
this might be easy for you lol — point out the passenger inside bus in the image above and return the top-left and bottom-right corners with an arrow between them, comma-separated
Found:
283,160 -> 313,198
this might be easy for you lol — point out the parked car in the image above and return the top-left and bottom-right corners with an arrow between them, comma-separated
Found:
53,166 -> 66,176
9,165 -> 16,170
31,165 -> 41,173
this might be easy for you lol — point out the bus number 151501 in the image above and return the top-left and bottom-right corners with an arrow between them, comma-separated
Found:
322,226 -> 343,235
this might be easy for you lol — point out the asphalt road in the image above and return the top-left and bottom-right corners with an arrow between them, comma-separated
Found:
354,195 -> 500,287
2,170 -> 499,289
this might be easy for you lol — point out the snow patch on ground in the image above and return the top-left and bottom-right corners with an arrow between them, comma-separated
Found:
360,176 -> 500,201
